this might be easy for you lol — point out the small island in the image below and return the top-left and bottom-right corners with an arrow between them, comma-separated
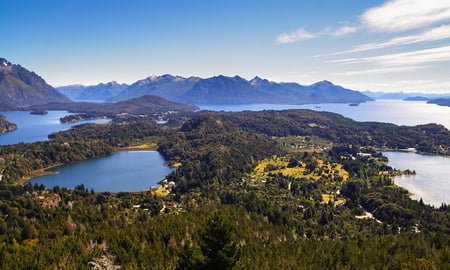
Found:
403,96 -> 429,101
60,113 -> 106,123
30,109 -> 48,115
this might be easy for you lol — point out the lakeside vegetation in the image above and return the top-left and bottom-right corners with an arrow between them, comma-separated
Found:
0,109 -> 449,269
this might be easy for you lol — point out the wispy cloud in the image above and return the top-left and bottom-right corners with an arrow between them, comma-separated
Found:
278,1 -> 450,45
276,28 -> 315,44
329,24 -> 450,55
332,26 -> 358,37
276,25 -> 357,44
361,0 -> 450,32
335,66 -> 423,76
331,45 -> 450,66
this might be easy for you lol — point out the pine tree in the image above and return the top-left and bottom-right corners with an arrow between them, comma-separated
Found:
199,211 -> 240,270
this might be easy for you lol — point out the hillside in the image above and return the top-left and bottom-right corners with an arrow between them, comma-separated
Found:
27,94 -> 198,117
0,58 -> 71,110
108,74 -> 373,105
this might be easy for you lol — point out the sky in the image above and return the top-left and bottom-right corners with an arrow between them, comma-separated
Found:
1,0 -> 450,93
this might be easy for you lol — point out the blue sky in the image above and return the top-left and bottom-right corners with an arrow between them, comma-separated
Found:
1,0 -> 450,93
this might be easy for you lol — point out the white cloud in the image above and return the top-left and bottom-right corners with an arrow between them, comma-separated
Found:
329,24 -> 450,55
332,45 -> 450,66
276,28 -> 316,43
349,79 -> 450,93
332,26 -> 358,37
335,65 -> 423,76
361,0 -> 450,32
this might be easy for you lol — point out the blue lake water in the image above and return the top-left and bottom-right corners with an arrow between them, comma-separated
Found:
29,151 -> 174,192
0,111 -> 110,145
199,100 -> 450,130
383,151 -> 450,207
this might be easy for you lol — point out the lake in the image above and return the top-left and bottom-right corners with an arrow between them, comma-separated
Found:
199,100 -> 450,130
5,101 -> 450,196
29,151 -> 174,192
0,111 -> 110,145
383,151 -> 450,207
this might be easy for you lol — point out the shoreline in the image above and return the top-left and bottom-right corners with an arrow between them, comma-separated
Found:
19,164 -> 62,186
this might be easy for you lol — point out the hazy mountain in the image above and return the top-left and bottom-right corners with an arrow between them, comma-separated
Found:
428,98 -> 450,107
363,91 -> 450,100
185,76 -> 374,104
404,96 -> 430,101
56,84 -> 86,100
110,74 -> 372,105
306,80 -> 372,103
76,81 -> 128,101
110,74 -> 200,102
0,58 -> 71,110
182,75 -> 277,104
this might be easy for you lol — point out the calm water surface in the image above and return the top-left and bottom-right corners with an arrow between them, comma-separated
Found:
29,151 -> 174,192
383,151 -> 450,207
199,100 -> 450,130
0,111 -> 110,145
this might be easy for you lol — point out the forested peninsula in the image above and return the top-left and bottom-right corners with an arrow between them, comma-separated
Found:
0,109 -> 449,269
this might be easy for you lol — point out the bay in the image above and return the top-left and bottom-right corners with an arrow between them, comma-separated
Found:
0,111 -> 110,145
29,151 -> 174,192
383,151 -> 450,207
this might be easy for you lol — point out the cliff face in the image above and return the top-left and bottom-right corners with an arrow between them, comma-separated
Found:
0,115 -> 17,134
0,58 -> 71,110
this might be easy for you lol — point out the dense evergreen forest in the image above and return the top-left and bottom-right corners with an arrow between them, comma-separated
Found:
0,109 -> 449,269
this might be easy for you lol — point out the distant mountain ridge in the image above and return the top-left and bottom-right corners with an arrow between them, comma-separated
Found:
107,74 -> 373,105
1,57 -> 372,107
0,58 -> 71,110
56,81 -> 129,101
428,98 -> 450,107
363,91 -> 450,100
111,74 -> 199,102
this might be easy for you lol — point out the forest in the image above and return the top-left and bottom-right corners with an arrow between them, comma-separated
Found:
0,109 -> 449,269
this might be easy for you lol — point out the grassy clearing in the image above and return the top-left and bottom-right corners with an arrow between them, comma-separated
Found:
124,143 -> 158,151
152,185 -> 169,197
250,155 -> 348,182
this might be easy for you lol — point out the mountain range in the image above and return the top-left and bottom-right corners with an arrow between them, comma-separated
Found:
69,74 -> 372,105
0,58 -> 71,110
57,81 -> 128,101
1,57 -> 373,109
